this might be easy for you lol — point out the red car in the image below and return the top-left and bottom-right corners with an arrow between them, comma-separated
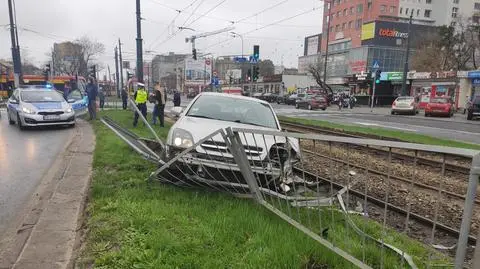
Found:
295,95 -> 328,110
425,97 -> 455,117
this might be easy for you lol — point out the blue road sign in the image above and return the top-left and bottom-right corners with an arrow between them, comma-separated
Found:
234,57 -> 247,63
249,56 -> 258,64
372,60 -> 380,69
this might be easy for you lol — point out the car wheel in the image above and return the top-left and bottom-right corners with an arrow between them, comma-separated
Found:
391,111 -> 395,115
321,107 -> 326,111
424,113 -> 429,117
416,110 -> 419,114
295,104 -> 299,109
17,114 -> 25,130
8,110 -> 15,125
467,113 -> 473,120
308,104 -> 312,110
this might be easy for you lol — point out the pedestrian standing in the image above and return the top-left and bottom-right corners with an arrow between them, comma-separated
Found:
99,87 -> 105,110
173,90 -> 181,107
150,89 -> 159,125
153,82 -> 166,127
86,77 -> 98,120
64,82 -> 71,100
133,83 -> 148,127
121,87 -> 128,110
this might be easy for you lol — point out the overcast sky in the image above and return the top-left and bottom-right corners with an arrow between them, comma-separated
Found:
0,0 -> 323,75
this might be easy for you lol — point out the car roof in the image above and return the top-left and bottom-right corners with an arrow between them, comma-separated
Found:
17,85 -> 55,91
198,92 -> 270,105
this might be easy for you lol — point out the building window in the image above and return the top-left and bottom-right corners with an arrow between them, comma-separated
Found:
355,19 -> 362,29
425,9 -> 431,17
453,0 -> 459,4
368,1 -> 372,10
473,16 -> 480,23
406,8 -> 409,15
344,8 -> 348,16
452,7 -> 458,18
380,5 -> 386,13
390,6 -> 396,14
475,3 -> 480,9
426,0 -> 432,3
335,24 -> 340,32
348,20 -> 353,28
357,4 -> 363,13
342,23 -> 346,30
417,9 -> 420,16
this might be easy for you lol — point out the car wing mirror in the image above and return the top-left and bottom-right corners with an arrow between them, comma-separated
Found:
9,98 -> 18,104
171,106 -> 184,117
67,98 -> 76,103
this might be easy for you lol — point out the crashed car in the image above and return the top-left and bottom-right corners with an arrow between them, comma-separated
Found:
165,92 -> 301,191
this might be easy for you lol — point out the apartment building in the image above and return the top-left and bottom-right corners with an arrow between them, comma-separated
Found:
398,0 -> 480,25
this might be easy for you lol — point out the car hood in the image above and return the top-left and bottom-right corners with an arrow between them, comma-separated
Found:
28,102 -> 63,110
168,116 -> 300,156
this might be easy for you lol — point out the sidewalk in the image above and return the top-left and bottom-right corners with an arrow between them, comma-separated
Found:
0,120 -> 95,269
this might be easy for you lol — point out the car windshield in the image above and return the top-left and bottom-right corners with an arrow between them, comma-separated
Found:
21,90 -> 64,103
431,98 -> 449,104
186,95 -> 278,129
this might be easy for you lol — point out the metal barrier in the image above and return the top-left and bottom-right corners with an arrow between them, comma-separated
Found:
148,127 -> 480,269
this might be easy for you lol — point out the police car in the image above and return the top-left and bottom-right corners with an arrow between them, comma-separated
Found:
6,85 -> 77,130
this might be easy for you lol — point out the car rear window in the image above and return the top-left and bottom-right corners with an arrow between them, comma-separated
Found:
431,98 -> 449,104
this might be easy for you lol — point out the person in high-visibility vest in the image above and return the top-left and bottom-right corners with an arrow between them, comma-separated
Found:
133,82 -> 148,127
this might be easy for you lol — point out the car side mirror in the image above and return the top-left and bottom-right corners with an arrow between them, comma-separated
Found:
171,106 -> 184,117
67,98 -> 76,103
9,98 -> 18,104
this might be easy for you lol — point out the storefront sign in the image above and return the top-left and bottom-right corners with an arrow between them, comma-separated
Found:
349,60 -> 367,72
468,71 -> 480,78
326,77 -> 347,85
385,72 -> 403,81
378,28 -> 409,38
407,72 -> 431,79
473,78 -> 480,86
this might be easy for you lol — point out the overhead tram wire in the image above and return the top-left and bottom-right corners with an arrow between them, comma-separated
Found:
180,0 -> 207,28
148,0 -> 202,49
202,6 -> 321,51
234,0 -> 289,24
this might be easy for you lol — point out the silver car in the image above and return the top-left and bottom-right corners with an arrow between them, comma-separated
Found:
6,86 -> 76,130
391,96 -> 419,115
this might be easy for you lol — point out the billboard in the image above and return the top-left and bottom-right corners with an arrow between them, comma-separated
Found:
304,34 -> 321,56
361,21 -> 436,47
184,58 -> 212,85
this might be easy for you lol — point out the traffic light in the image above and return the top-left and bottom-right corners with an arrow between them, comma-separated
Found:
253,45 -> 259,60
127,71 -> 133,80
375,69 -> 382,84
43,63 -> 51,80
192,48 -> 197,60
253,66 -> 260,82
247,69 -> 252,81
89,65 -> 96,79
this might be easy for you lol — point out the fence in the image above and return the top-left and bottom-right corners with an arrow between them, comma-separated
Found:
143,126 -> 480,269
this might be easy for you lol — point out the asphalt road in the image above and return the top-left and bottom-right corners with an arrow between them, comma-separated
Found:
0,110 -> 74,236
272,103 -> 480,144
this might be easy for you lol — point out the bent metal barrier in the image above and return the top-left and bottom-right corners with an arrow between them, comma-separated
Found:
102,116 -> 480,269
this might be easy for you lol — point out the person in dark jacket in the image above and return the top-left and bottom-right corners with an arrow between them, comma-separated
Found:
153,82 -> 166,127
173,90 -> 181,107
99,87 -> 105,110
121,87 -> 128,110
85,78 -> 98,120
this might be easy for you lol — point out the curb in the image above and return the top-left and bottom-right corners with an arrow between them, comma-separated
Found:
0,120 -> 95,269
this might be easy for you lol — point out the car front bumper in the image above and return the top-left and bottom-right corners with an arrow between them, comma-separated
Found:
19,111 -> 76,126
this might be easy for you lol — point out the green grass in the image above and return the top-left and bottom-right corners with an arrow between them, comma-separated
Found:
279,116 -> 480,150
76,110 -> 451,269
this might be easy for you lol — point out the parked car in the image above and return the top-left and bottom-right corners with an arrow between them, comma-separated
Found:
295,95 -> 327,110
424,96 -> 455,117
261,93 -> 278,103
165,92 -> 301,189
276,94 -> 289,104
286,94 -> 298,105
252,92 -> 263,99
6,86 -> 76,130
391,96 -> 419,115
467,95 -> 480,120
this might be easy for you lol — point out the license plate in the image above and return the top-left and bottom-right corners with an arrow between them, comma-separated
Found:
43,115 -> 60,120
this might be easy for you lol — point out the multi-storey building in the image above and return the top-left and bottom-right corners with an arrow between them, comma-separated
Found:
398,0 -> 480,25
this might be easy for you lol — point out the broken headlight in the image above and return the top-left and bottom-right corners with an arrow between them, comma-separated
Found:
172,128 -> 194,148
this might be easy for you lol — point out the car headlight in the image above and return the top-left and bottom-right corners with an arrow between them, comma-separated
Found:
66,107 -> 73,113
171,128 -> 194,148
22,106 -> 35,114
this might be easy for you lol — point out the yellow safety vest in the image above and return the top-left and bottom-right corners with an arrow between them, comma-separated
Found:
135,89 -> 147,104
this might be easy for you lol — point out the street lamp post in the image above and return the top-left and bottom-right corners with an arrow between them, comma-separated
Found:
401,11 -> 413,96
323,0 -> 332,84
231,32 -> 244,90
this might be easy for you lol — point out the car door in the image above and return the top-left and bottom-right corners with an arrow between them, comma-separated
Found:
67,89 -> 88,116
7,90 -> 20,120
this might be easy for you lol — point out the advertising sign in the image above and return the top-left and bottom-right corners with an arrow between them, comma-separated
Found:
361,22 -> 375,41
472,78 -> 480,86
361,21 -> 435,47
184,58 -> 212,84
380,72 -> 403,81
349,60 -> 367,73
468,71 -> 480,78
306,35 -> 320,56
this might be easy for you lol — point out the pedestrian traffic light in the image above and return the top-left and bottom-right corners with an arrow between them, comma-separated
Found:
253,45 -> 260,60
89,65 -> 96,79
375,69 -> 382,84
192,48 -> 197,60
253,66 -> 260,82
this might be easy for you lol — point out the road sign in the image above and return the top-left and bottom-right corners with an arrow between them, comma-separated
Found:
372,60 -> 380,69
234,56 -> 247,63
249,56 -> 258,64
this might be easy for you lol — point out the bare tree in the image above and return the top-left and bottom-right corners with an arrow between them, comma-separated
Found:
307,59 -> 325,87
77,36 -> 105,77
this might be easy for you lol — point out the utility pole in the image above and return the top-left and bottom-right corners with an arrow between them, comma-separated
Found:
136,0 -> 144,83
401,11 -> 413,96
323,0 -> 332,84
115,46 -> 120,97
118,39 -> 124,91
8,0 -> 22,87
